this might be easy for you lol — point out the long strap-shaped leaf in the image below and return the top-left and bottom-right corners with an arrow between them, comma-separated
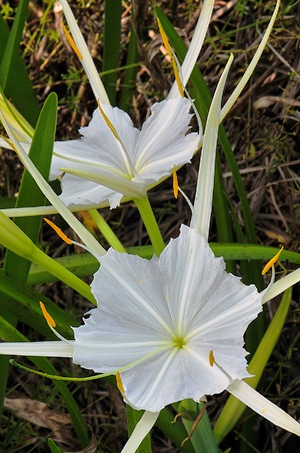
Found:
0,94 -> 56,417
0,0 -> 39,125
103,0 -> 122,104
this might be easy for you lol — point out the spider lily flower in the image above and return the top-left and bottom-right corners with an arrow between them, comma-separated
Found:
0,0 -> 215,211
44,0 -> 216,209
1,225 -> 300,450
0,0 -> 279,215
0,0 -> 215,210
50,97 -> 200,209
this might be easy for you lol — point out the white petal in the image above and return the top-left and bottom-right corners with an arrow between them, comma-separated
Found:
59,0 -> 109,105
120,345 -> 229,411
0,341 -> 74,357
262,267 -> 300,304
0,139 -> 30,153
191,54 -> 233,238
168,0 -> 215,98
135,97 -> 199,176
59,174 -> 122,209
220,0 -> 280,122
159,225 -> 261,340
51,99 -> 199,207
228,380 -> 300,436
59,166 -> 148,199
0,111 -> 106,256
121,411 -> 160,453
53,107 -> 139,177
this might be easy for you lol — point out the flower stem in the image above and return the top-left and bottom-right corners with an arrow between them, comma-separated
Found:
88,209 -> 126,253
133,196 -> 165,256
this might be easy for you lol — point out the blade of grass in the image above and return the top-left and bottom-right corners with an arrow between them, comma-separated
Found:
103,0 -> 122,105
119,19 -> 139,112
214,153 -> 235,274
0,0 -> 39,125
48,439 -> 63,453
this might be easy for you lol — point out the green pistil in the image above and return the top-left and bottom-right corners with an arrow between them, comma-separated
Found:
172,334 -> 187,349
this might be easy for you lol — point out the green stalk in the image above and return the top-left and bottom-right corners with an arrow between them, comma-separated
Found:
27,244 -> 300,286
133,196 -> 165,256
89,209 -> 126,252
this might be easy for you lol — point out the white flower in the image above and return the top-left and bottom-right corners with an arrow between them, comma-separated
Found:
1,224 -> 300,443
52,98 -> 199,209
48,0 -> 211,209
1,0 -> 214,211
72,225 -> 262,411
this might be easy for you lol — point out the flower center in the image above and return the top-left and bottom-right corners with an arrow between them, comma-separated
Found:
172,334 -> 187,349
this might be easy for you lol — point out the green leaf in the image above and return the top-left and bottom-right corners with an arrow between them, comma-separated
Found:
0,0 -> 39,125
119,19 -> 139,112
4,92 -> 57,279
177,400 -> 219,453
0,268 -> 78,339
103,0 -> 122,105
155,407 -> 194,453
48,439 -> 63,453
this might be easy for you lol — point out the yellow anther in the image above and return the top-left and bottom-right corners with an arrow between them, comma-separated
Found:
40,302 -> 56,328
262,246 -> 284,275
116,372 -> 125,394
98,101 -> 121,142
173,167 -> 178,199
157,18 -> 173,61
157,18 -> 184,98
44,218 -> 73,245
209,350 -> 215,367
62,22 -> 83,60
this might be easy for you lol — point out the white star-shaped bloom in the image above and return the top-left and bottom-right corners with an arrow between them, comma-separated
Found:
1,224 -> 300,449
72,224 -> 262,411
1,0 -> 214,210
52,98 -> 199,209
